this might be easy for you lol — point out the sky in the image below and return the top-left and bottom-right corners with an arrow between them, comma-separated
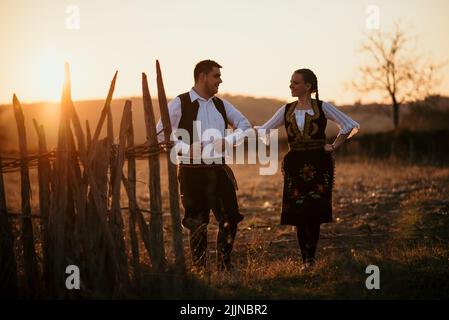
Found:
0,0 -> 448,105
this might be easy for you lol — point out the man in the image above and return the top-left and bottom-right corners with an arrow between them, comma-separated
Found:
156,60 -> 251,271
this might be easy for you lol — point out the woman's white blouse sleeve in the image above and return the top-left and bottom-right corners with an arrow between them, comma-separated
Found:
254,105 -> 286,145
256,105 -> 286,130
322,102 -> 360,139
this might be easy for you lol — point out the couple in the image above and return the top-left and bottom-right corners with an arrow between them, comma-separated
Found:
156,59 -> 359,272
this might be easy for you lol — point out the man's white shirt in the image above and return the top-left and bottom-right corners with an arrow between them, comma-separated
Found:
156,89 -> 251,162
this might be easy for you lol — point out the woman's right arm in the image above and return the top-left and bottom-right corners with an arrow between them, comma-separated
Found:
254,105 -> 286,145
256,105 -> 286,131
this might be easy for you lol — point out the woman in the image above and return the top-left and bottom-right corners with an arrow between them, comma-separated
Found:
256,69 -> 359,269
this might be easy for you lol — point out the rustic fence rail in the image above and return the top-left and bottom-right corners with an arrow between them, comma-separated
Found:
0,61 -> 186,299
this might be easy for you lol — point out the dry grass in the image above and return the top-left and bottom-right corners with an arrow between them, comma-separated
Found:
3,155 -> 449,299
182,157 -> 449,299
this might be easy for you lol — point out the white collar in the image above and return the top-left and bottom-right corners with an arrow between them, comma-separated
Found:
189,88 -> 215,103
294,108 -> 314,116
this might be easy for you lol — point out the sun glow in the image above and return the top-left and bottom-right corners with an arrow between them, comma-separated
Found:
31,48 -> 81,123
33,48 -> 66,103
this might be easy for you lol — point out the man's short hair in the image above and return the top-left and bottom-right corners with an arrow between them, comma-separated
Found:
194,60 -> 222,82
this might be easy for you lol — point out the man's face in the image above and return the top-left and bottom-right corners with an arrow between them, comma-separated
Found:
202,67 -> 222,95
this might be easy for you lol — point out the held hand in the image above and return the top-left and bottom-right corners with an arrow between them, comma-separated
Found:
324,144 -> 335,153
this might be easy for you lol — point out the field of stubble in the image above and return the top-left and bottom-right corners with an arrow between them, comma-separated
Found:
144,154 -> 449,299
3,154 -> 449,299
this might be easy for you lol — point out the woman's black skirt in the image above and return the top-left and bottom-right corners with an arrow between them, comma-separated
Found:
281,149 -> 335,226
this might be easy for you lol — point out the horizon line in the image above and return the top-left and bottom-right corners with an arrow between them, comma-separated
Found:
1,92 -> 447,108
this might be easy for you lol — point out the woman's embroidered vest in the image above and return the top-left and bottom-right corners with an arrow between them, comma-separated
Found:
283,99 -> 327,150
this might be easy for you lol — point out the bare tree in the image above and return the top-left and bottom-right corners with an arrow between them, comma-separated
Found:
353,23 -> 440,129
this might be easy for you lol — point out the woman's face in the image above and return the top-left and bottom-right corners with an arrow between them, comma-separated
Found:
289,72 -> 311,97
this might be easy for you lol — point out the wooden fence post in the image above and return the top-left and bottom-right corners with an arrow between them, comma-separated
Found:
47,63 -> 72,296
126,106 -> 141,283
142,72 -> 166,272
86,120 -> 92,151
156,60 -> 185,273
110,100 -> 132,286
12,94 -> 39,297
84,71 -> 121,292
32,119 -> 51,287
0,157 -> 18,298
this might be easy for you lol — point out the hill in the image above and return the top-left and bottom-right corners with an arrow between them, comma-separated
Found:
1,94 -> 449,153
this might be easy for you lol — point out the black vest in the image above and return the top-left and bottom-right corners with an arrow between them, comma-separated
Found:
284,99 -> 327,149
177,92 -> 229,145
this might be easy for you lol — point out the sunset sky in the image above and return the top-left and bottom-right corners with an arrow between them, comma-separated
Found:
1,0 -> 448,105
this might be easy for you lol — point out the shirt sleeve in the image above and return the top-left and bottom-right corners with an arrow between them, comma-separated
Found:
322,101 -> 360,139
222,99 -> 252,146
253,105 -> 285,145
256,105 -> 286,131
156,96 -> 190,153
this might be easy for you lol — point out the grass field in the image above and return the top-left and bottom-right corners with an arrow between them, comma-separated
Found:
3,153 -> 449,299
209,159 -> 449,299
135,156 -> 449,299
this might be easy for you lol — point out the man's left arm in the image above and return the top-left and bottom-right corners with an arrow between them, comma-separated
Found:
222,100 -> 252,147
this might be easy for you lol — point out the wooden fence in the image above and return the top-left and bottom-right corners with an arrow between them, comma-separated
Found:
0,62 -> 185,298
